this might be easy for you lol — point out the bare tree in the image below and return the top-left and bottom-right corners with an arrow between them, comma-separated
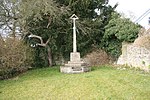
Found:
0,0 -> 20,38
28,34 -> 52,66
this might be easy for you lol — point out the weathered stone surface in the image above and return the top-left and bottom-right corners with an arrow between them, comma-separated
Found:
60,66 -> 91,74
117,35 -> 150,72
65,61 -> 85,67
70,52 -> 80,62
60,52 -> 91,73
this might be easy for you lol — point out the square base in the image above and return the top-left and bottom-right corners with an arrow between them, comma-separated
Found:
70,52 -> 80,62
60,66 -> 91,74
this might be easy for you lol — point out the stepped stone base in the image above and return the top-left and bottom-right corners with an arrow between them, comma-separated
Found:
60,66 -> 91,74
60,52 -> 91,73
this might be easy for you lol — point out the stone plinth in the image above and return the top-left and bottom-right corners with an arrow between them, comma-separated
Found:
60,66 -> 91,74
60,52 -> 91,73
70,52 -> 80,62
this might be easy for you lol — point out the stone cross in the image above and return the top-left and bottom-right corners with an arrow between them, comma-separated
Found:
70,14 -> 79,52
60,14 -> 91,73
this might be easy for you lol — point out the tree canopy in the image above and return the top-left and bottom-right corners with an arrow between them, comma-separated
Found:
19,0 -> 117,67
0,0 -> 140,68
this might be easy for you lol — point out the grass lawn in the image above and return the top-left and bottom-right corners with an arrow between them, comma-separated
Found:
0,66 -> 150,100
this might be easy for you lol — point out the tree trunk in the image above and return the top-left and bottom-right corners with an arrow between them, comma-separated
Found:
47,46 -> 52,67
12,20 -> 16,39
0,34 -> 4,42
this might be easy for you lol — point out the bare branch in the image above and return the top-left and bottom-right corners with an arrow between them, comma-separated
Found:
0,34 -> 4,42
45,37 -> 50,45
28,34 -> 50,47
28,34 -> 43,44
46,17 -> 52,28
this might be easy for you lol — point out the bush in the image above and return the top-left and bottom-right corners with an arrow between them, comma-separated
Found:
83,49 -> 113,66
0,38 -> 34,79
103,12 -> 140,58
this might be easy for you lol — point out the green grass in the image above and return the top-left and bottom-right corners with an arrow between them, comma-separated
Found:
0,66 -> 150,100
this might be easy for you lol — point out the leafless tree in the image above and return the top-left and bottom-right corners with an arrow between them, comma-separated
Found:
28,34 -> 52,66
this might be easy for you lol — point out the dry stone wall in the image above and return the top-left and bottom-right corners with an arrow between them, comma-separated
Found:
117,43 -> 150,72
127,45 -> 150,67
118,28 -> 150,71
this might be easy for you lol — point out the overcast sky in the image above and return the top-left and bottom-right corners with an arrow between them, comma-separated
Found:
109,0 -> 150,29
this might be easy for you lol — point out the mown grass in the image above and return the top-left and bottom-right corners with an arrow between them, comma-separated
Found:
0,66 -> 150,100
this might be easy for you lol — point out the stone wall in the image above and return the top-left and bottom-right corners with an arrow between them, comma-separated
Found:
117,31 -> 150,72
117,42 -> 150,72
127,45 -> 150,67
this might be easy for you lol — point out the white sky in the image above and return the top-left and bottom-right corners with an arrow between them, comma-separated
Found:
109,0 -> 150,29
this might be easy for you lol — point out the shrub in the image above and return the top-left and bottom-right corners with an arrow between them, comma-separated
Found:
83,49 -> 113,66
0,38 -> 34,79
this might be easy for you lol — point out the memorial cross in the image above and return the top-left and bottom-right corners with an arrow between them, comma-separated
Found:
70,14 -> 79,52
